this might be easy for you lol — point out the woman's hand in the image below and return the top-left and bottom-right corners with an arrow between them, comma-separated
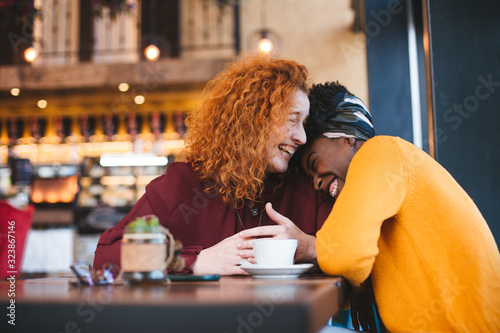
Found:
191,233 -> 252,275
237,202 -> 317,263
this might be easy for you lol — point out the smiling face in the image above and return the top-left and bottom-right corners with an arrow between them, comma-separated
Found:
301,137 -> 361,199
266,89 -> 310,173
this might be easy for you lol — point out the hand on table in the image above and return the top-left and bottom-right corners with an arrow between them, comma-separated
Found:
237,202 -> 317,263
191,233 -> 251,275
192,202 -> 317,275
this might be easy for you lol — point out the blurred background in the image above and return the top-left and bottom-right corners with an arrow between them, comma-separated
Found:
0,0 -> 498,278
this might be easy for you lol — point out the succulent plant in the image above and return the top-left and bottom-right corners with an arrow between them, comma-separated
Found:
125,215 -> 162,234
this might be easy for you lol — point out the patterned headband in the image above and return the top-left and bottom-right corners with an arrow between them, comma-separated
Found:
321,92 -> 375,141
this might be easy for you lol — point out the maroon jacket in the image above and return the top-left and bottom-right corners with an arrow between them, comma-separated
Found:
93,162 -> 333,274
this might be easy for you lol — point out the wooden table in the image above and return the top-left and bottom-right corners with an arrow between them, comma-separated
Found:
0,275 -> 347,333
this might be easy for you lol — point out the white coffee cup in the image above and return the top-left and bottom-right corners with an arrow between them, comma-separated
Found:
253,239 -> 298,267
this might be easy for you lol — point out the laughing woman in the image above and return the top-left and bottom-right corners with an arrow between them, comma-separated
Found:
295,82 -> 500,332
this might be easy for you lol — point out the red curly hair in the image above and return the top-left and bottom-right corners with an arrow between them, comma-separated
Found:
182,55 -> 309,209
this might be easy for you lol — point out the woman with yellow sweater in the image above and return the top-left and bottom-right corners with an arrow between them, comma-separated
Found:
297,82 -> 500,332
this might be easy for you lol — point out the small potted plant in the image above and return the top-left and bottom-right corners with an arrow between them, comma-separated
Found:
121,215 -> 182,285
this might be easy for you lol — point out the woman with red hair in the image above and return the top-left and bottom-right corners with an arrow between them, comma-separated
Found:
94,55 -> 333,275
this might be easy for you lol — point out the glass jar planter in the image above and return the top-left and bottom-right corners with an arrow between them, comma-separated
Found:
120,215 -> 174,286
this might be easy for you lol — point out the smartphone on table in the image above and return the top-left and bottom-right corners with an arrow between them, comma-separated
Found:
166,274 -> 221,282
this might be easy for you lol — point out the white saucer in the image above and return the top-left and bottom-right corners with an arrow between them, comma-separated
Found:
239,263 -> 314,279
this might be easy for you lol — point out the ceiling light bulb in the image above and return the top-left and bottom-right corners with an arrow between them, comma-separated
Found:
37,100 -> 47,108
144,44 -> 160,61
118,83 -> 129,92
24,47 -> 38,62
258,38 -> 273,53
11,88 -> 20,96
134,95 -> 145,105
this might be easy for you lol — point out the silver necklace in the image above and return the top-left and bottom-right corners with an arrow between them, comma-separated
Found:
235,181 -> 266,230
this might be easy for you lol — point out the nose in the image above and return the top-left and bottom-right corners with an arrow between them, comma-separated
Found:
292,123 -> 307,145
313,175 -> 323,192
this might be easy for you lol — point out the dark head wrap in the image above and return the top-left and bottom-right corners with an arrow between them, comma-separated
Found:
321,92 -> 375,141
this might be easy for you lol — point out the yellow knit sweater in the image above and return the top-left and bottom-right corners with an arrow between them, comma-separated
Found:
316,136 -> 500,332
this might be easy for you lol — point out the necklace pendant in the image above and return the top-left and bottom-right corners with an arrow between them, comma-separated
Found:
251,208 -> 258,216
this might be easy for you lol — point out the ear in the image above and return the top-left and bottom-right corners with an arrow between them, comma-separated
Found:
346,138 -> 356,146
